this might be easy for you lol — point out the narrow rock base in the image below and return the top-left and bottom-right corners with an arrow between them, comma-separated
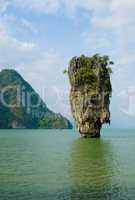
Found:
81,132 -> 100,138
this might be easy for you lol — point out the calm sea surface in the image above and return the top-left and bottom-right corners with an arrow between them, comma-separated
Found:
0,129 -> 135,200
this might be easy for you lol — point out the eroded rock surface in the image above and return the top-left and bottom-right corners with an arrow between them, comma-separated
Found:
68,54 -> 112,138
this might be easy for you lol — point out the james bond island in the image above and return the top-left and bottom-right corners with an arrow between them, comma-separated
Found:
68,54 -> 113,138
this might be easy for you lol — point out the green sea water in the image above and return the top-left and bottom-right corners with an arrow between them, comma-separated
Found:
0,129 -> 135,200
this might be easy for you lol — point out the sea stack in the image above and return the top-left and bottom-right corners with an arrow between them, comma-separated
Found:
68,54 -> 112,138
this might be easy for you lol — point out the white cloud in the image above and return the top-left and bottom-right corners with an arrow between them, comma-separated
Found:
0,27 -> 36,67
0,13 -> 40,66
0,0 -> 10,13
21,19 -> 38,34
81,0 -> 135,71
11,0 -> 61,14
0,0 -> 110,15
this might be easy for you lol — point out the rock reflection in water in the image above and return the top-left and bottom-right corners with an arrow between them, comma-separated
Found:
69,138 -> 127,200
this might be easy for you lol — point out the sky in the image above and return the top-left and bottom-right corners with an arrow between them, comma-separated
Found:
0,0 -> 135,128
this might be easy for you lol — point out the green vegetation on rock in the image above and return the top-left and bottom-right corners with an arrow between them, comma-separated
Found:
68,54 -> 113,94
39,113 -> 72,129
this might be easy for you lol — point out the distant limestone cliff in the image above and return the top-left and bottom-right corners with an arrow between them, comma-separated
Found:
0,69 -> 72,129
68,54 -> 113,138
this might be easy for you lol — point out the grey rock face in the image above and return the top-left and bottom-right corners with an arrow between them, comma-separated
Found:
68,55 -> 112,138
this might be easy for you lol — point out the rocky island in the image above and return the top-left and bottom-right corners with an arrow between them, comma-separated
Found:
68,54 -> 113,138
0,69 -> 72,129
